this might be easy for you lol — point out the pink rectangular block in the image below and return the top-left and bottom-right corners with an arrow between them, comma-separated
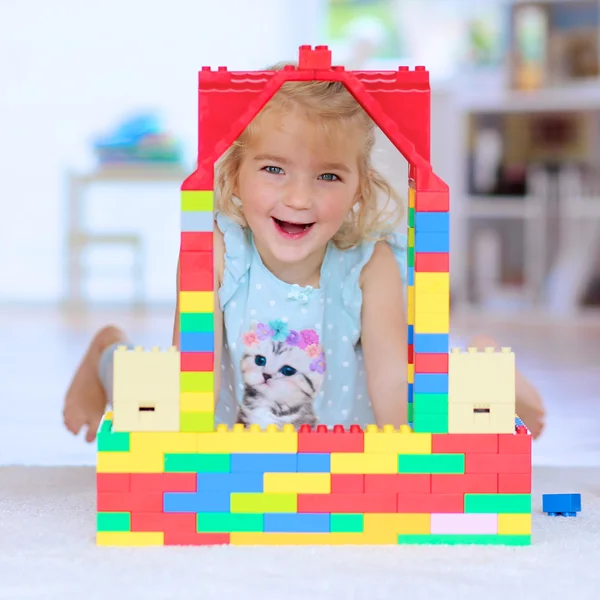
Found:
430,513 -> 498,535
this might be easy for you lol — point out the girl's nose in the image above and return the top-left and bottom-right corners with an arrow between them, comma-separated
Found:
283,182 -> 313,210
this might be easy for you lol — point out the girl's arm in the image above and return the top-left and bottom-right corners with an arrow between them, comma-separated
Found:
360,241 -> 408,428
172,226 -> 225,404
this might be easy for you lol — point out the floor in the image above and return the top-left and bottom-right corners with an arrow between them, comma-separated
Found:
1,307 -> 599,467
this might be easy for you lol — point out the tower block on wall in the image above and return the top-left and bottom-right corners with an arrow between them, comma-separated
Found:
95,45 -> 532,548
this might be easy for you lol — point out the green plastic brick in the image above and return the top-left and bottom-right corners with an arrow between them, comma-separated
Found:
97,420 -> 130,452
408,207 -> 415,228
414,393 -> 449,412
97,512 -> 131,532
180,313 -> 214,333
230,493 -> 297,513
398,453 -> 464,474
408,247 -> 414,267
197,512 -> 263,533
180,372 -> 214,393
330,514 -> 364,533
181,190 -> 214,212
398,534 -> 530,545
180,412 -> 214,432
465,494 -> 531,514
164,453 -> 230,473
412,412 -> 449,433
408,402 -> 414,424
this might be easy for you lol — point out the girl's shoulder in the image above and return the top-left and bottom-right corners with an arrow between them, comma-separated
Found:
215,211 -> 253,308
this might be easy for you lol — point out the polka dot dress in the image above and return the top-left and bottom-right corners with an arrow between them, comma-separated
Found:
215,211 -> 407,428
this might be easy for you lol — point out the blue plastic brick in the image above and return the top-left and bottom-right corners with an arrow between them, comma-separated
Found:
196,472 -> 264,493
181,211 -> 213,232
408,268 -> 414,286
408,325 -> 414,345
180,332 -> 214,352
263,513 -> 330,533
414,232 -> 449,253
297,453 -> 330,473
230,453 -> 297,473
164,491 -> 230,513
414,373 -> 448,394
542,494 -> 581,516
414,333 -> 449,353
408,383 -> 414,403
415,212 -> 449,232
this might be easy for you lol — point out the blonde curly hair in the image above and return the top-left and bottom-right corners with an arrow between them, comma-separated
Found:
214,63 -> 404,249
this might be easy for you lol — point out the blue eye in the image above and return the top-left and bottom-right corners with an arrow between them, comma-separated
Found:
319,173 -> 339,181
264,166 -> 284,175
279,365 -> 296,377
255,355 -> 267,366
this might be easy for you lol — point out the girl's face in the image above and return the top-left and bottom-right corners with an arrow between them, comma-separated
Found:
235,108 -> 362,271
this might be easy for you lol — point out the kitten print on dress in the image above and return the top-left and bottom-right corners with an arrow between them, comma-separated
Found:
237,319 -> 326,430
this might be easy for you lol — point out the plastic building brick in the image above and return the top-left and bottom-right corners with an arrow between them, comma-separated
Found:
542,493 -> 581,516
95,45 -> 533,548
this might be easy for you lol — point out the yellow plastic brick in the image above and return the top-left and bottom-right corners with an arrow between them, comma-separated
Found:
180,392 -> 214,412
230,532 -> 397,545
414,311 -> 450,333
130,432 -> 198,453
364,425 -> 431,454
414,272 -> 450,294
97,532 -> 164,546
196,423 -> 298,454
181,190 -> 214,212
263,473 -> 331,494
179,291 -> 213,313
414,291 -> 450,314
408,363 -> 414,384
330,452 -> 397,474
230,493 -> 297,513
97,450 -> 164,473
364,513 -> 431,535
498,514 -> 531,535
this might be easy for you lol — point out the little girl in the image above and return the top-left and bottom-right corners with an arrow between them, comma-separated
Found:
63,70 -> 546,441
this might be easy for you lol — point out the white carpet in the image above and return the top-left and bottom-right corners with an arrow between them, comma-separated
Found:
0,466 -> 599,600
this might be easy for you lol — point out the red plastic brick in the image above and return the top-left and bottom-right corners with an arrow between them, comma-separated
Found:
164,532 -> 230,546
180,231 -> 212,252
331,474 -> 364,494
180,352 -> 214,372
498,473 -> 531,493
297,424 -> 364,453
415,190 -> 449,212
414,353 -> 449,374
397,493 -> 464,513
130,473 -> 197,493
432,434 -> 498,454
97,492 -> 164,512
498,433 -> 532,455
431,473 -> 498,494
364,474 -> 431,494
465,453 -> 531,474
299,44 -> 332,69
408,344 -> 414,363
415,252 -> 449,272
179,251 -> 213,291
97,473 -> 130,493
298,493 -> 397,513
131,512 -> 197,532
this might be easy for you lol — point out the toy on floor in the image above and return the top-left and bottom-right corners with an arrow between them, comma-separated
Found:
542,494 -> 581,517
95,45 -> 533,547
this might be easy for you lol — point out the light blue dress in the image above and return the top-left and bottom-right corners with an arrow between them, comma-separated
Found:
215,211 -> 407,427
99,212 -> 407,427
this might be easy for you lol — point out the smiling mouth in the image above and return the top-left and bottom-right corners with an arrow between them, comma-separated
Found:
272,218 -> 315,236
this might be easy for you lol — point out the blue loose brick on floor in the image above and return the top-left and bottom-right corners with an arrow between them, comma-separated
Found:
230,453 -> 297,473
414,373 -> 448,394
181,211 -> 213,232
164,491 -> 230,513
263,513 -> 330,533
414,333 -> 449,353
297,453 -> 330,473
415,212 -> 449,232
180,332 -> 214,352
415,232 -> 449,253
196,472 -> 264,493
542,494 -> 581,515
